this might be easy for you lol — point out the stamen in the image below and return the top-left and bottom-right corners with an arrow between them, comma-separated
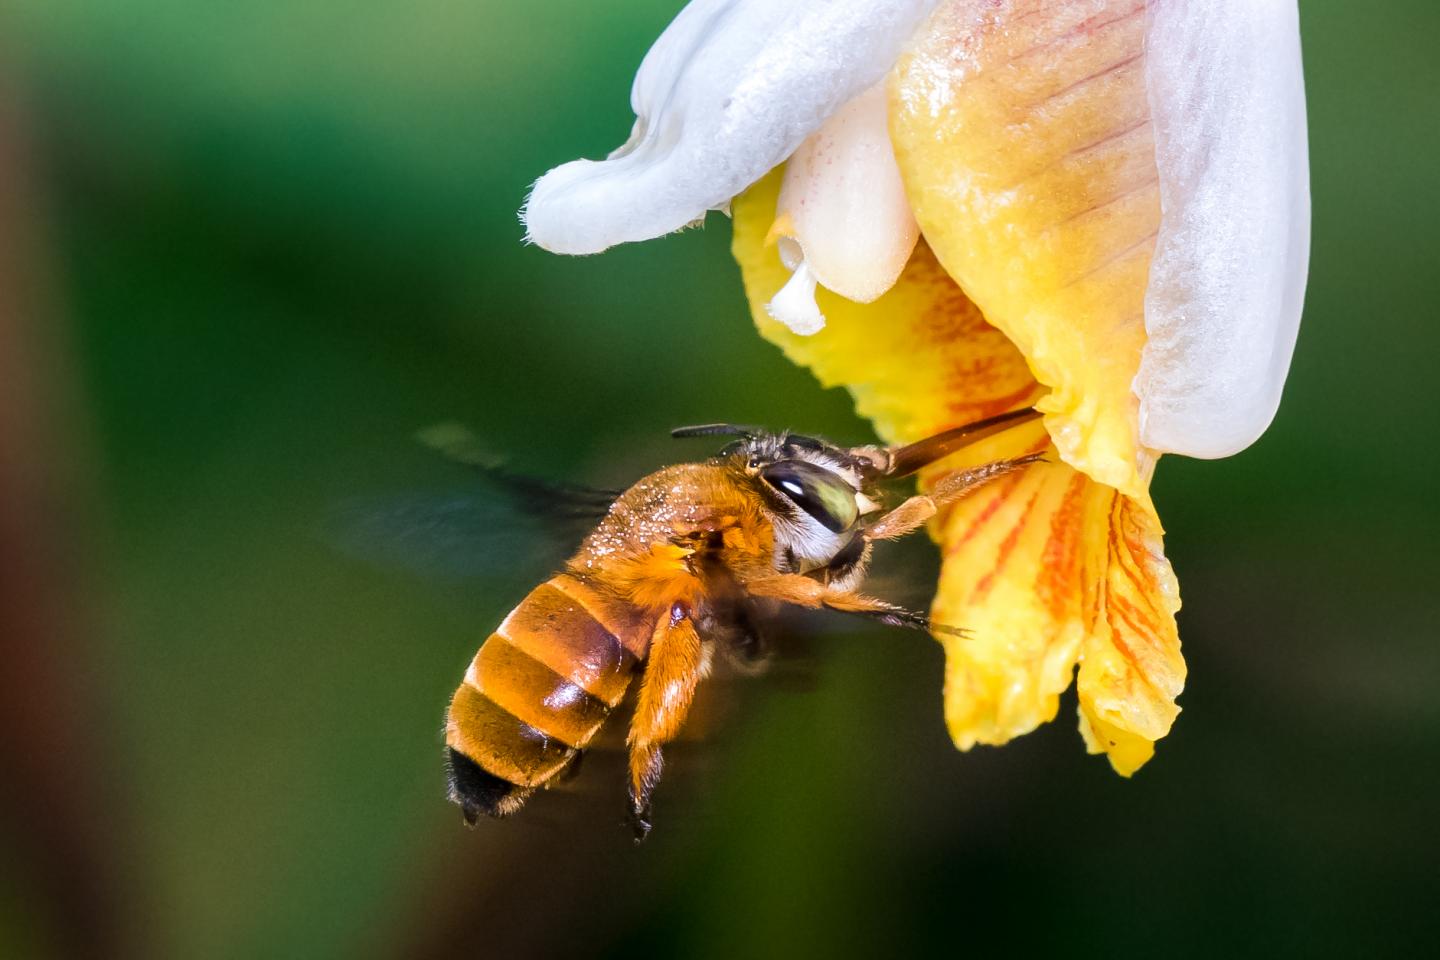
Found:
766,260 -> 825,336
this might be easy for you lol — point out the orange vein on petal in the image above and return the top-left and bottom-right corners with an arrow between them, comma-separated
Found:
1078,495 -> 1184,775
931,455 -> 1094,745
1037,472 -> 1089,622
889,0 -> 1161,504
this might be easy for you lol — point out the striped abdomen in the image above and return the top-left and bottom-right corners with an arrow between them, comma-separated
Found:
445,574 -> 641,822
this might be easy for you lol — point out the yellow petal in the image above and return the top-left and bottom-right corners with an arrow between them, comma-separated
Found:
928,428 -> 1105,749
732,170 -> 1183,773
1076,492 -> 1186,775
926,423 -> 1183,772
889,0 -> 1160,503
733,170 -> 1041,445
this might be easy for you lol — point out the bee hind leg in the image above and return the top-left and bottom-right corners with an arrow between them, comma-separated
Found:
626,602 -> 707,843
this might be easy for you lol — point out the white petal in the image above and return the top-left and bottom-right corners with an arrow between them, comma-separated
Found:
777,82 -> 919,304
1136,0 -> 1311,458
522,0 -> 938,256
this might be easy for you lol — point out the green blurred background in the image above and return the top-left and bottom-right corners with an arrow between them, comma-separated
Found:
1,1 -> 1436,957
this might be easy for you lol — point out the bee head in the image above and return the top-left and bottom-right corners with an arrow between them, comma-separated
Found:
672,423 -> 883,577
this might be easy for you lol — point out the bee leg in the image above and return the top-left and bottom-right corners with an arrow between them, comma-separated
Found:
863,454 -> 1045,542
742,574 -> 968,638
627,801 -> 654,844
860,496 -> 937,543
626,602 -> 707,843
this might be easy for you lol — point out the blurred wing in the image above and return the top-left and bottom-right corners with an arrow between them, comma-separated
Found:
326,491 -> 603,582
415,421 -> 621,516
327,423 -> 619,582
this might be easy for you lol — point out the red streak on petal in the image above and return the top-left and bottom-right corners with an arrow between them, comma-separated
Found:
970,487 -> 1042,603
1006,2 -> 1147,73
943,469 -> 1027,557
1037,471 -> 1089,621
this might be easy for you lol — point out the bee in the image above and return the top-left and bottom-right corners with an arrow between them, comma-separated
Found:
443,408 -> 1043,840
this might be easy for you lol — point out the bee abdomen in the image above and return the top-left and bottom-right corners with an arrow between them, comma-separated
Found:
445,575 -> 639,820
446,746 -> 529,822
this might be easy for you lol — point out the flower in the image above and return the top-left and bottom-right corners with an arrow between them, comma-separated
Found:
522,0 -> 1310,775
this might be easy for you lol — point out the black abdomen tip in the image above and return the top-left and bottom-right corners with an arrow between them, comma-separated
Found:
446,747 -> 530,823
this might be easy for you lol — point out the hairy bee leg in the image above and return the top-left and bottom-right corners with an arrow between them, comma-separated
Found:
860,496 -> 937,543
863,454 -> 1045,542
742,574 -> 961,636
626,603 -> 707,842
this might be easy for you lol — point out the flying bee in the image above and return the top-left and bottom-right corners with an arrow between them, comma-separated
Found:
442,407 -> 1044,840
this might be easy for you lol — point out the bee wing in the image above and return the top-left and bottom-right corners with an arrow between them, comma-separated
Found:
413,421 -> 621,513
326,490 -> 606,582
326,423 -> 618,582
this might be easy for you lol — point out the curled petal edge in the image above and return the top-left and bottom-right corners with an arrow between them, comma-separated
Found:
522,0 -> 937,255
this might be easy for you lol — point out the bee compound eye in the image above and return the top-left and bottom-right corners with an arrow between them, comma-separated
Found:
758,460 -> 859,533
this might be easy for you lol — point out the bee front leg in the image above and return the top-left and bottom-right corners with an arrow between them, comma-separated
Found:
863,454 -> 1045,542
743,574 -> 966,637
626,601 -> 707,842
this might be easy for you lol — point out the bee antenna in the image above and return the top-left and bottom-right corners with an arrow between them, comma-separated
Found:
670,423 -> 762,440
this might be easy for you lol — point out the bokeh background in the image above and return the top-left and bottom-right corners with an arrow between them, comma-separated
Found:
2,1 -> 1437,957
